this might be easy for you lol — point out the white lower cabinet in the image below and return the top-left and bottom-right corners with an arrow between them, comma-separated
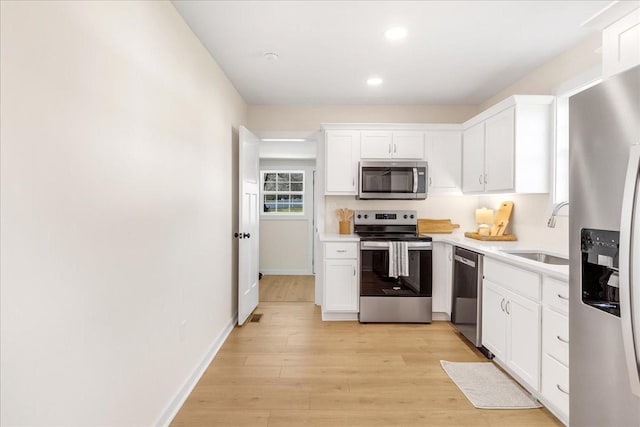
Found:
482,257 -> 569,425
483,257 -> 569,425
540,276 -> 569,424
542,307 -> 569,366
481,280 -> 508,361
506,290 -> 541,390
542,354 -> 569,420
322,241 -> 359,319
482,278 -> 540,390
432,242 -> 453,318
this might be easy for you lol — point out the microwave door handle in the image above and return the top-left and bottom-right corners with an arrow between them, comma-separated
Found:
413,168 -> 418,193
620,143 -> 640,397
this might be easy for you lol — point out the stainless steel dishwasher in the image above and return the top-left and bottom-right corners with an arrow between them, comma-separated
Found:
451,246 -> 483,347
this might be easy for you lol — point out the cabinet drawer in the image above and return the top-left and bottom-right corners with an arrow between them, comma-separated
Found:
543,276 -> 569,313
542,353 -> 569,419
484,258 -> 540,300
325,242 -> 358,259
543,307 -> 569,366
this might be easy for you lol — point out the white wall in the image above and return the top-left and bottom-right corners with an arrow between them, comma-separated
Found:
259,159 -> 315,274
248,104 -> 479,131
0,1 -> 246,426
325,193 -> 567,253
480,33 -> 602,110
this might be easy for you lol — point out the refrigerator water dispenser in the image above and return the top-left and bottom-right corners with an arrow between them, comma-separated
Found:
581,228 -> 620,316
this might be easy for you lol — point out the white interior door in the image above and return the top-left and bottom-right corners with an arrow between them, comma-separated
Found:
237,126 -> 260,325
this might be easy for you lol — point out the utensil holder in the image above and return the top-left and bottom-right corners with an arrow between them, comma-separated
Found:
339,220 -> 350,235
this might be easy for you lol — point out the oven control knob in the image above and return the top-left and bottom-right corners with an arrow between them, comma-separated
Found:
357,214 -> 361,219
403,214 -> 408,219
410,214 -> 415,219
364,214 -> 368,219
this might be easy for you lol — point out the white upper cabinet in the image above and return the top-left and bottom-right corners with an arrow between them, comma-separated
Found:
361,130 -> 425,160
603,8 -> 640,78
484,107 -> 515,192
462,95 -> 553,194
393,131 -> 425,159
360,131 -> 393,158
322,124 -> 461,196
584,2 -> 640,78
426,130 -> 462,194
462,123 -> 485,193
325,130 -> 360,195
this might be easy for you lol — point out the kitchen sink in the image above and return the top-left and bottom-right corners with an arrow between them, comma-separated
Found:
502,251 -> 569,265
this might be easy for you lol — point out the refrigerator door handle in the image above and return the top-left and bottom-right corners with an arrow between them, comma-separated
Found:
619,143 -> 640,397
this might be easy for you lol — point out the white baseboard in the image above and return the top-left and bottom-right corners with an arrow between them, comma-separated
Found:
260,269 -> 313,276
321,311 -> 359,321
432,312 -> 451,321
155,314 -> 237,427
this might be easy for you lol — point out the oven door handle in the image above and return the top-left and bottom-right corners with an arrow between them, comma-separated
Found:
360,241 -> 432,250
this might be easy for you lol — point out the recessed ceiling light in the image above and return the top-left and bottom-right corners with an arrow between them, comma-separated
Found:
367,77 -> 383,86
385,27 -> 407,41
263,52 -> 279,61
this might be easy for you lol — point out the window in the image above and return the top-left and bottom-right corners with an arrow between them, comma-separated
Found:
262,171 -> 304,214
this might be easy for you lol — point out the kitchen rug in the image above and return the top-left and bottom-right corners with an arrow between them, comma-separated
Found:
440,360 -> 541,409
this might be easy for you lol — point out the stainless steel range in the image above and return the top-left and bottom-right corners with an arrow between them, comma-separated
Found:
355,210 -> 433,323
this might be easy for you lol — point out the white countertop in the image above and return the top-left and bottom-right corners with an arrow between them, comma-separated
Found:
319,231 -> 569,281
319,233 -> 361,242
425,232 -> 569,281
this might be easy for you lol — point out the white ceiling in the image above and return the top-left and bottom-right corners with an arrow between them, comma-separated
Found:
172,0 -> 609,105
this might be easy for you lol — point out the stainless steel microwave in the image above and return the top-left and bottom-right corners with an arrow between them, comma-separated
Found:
358,161 -> 428,200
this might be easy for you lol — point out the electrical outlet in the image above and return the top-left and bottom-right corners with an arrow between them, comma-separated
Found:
180,320 -> 187,342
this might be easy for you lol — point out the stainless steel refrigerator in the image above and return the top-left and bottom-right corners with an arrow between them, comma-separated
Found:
569,65 -> 640,425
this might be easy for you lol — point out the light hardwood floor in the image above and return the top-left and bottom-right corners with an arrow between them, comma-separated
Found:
259,275 -> 314,302
172,302 -> 562,427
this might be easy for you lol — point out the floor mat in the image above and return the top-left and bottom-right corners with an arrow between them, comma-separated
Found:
440,360 -> 542,409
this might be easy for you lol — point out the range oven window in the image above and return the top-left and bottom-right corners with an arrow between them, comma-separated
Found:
360,244 -> 432,297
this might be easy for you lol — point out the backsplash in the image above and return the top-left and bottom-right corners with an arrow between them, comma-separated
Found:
324,193 -> 568,254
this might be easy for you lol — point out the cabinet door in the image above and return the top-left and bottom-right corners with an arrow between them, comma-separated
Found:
324,259 -> 358,312
361,131 -> 392,159
444,244 -> 453,316
325,131 -> 360,194
482,279 -> 507,360
541,353 -> 569,421
506,289 -> 541,391
427,131 -> 462,193
484,107 -> 515,192
431,242 -> 447,314
393,131 -> 425,159
462,123 -> 485,193
432,242 -> 454,316
603,9 -> 640,78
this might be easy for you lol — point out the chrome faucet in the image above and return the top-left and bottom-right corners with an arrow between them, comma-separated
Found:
547,201 -> 569,228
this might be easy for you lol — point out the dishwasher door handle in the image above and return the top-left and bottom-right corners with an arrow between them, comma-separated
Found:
454,254 -> 476,268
